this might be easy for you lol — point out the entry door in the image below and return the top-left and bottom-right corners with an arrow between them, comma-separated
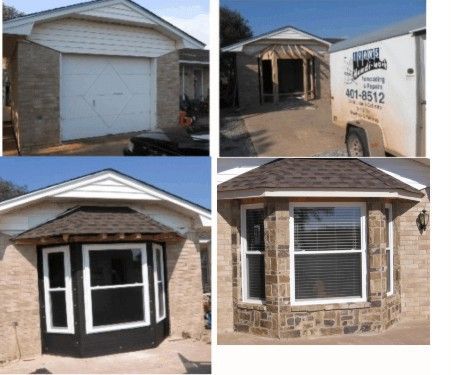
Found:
61,55 -> 154,140
152,243 -> 169,345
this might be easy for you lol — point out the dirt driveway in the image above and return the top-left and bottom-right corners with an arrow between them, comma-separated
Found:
221,98 -> 347,157
218,319 -> 429,345
0,338 -> 211,374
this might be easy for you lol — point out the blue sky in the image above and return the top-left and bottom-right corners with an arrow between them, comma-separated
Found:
221,0 -> 425,39
5,0 -> 209,45
0,157 -> 211,209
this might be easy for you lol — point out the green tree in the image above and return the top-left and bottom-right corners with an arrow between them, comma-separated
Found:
220,6 -> 253,48
0,179 -> 27,201
3,3 -> 25,21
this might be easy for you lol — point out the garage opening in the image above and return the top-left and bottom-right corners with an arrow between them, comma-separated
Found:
278,59 -> 303,94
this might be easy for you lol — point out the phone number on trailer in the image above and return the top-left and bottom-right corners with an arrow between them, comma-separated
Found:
346,89 -> 385,103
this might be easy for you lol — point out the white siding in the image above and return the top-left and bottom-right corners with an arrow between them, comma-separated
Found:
79,3 -> 156,25
268,28 -> 318,40
29,18 -> 176,57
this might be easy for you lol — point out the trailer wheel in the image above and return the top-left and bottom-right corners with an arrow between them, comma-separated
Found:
346,128 -> 369,157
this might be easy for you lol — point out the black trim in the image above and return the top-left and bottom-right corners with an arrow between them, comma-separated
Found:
37,241 -> 170,357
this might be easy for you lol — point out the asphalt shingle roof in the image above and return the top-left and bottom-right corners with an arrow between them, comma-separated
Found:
15,206 -> 175,240
218,159 -> 422,196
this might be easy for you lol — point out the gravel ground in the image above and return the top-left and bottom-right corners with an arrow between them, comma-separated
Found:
220,116 -> 256,156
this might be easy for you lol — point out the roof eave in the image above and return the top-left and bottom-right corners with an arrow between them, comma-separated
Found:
217,188 -> 423,202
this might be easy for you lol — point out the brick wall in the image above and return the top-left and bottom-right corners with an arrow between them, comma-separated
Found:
396,190 -> 430,320
13,41 -> 61,153
235,53 -> 260,108
157,50 -> 180,132
165,234 -> 205,339
218,196 -> 428,338
0,235 -> 41,364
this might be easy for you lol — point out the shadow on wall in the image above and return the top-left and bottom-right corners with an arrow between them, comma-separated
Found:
178,353 -> 211,374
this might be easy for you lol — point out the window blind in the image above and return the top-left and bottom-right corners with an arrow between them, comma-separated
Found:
293,206 -> 364,301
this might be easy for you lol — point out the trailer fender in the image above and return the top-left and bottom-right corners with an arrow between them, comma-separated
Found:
345,122 -> 385,157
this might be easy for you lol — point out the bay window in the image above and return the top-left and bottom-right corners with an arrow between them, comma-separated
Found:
82,243 -> 150,333
290,203 -> 367,305
241,204 -> 265,303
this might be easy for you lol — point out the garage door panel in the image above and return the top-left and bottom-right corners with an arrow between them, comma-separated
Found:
61,54 -> 153,141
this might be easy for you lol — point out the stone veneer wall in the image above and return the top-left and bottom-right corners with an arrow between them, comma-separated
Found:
218,196 -> 430,338
10,41 -> 61,153
0,234 -> 41,364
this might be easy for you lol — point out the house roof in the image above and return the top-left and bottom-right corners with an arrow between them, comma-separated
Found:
14,206 -> 177,240
179,48 -> 209,64
221,25 -> 331,53
330,14 -> 425,53
3,0 -> 205,48
218,158 -> 423,201
0,169 -> 211,226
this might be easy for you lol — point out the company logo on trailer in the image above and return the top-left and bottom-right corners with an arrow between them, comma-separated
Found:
352,47 -> 387,79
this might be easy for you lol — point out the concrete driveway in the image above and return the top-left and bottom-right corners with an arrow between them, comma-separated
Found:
221,98 -> 347,157
218,319 -> 429,345
0,338 -> 211,374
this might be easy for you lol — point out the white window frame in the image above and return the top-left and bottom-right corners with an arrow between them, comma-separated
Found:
152,243 -> 167,323
385,203 -> 394,296
240,203 -> 265,304
289,202 -> 368,306
82,243 -> 150,334
42,246 -> 74,334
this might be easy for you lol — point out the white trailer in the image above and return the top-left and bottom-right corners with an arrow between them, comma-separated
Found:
330,15 -> 426,157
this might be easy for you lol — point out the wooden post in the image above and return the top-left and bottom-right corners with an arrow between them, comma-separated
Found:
303,58 -> 308,100
309,59 -> 315,99
271,51 -> 279,103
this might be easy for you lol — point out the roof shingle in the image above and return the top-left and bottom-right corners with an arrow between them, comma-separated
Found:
218,159 -> 422,196
15,206 -> 175,240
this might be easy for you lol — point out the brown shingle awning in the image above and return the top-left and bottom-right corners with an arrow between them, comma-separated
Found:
218,159 -> 424,200
14,206 -> 183,245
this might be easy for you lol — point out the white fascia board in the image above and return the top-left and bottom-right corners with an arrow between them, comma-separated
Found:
217,189 -> 422,202
0,171 -> 211,221
221,26 -> 331,52
3,0 -> 205,48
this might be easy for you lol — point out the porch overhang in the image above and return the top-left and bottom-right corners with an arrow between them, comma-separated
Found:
13,206 -> 184,245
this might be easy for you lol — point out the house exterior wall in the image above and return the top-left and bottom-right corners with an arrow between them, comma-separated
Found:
165,233 -> 205,339
217,196 -> 429,338
157,50 -> 180,132
0,234 -> 41,364
396,190 -> 430,320
11,41 -> 60,153
29,18 -> 176,58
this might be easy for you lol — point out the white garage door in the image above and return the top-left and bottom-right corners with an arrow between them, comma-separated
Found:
61,55 -> 153,141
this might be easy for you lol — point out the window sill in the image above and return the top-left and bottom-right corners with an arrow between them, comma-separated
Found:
237,302 -> 267,311
291,301 -> 371,312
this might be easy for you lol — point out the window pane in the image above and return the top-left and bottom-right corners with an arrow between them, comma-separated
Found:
386,249 -> 391,292
48,252 -> 65,288
247,254 -> 265,299
156,249 -> 162,282
294,253 -> 362,300
92,287 -> 144,326
294,207 -> 361,251
90,249 -> 142,286
50,291 -> 67,327
158,282 -> 165,318
246,209 -> 265,252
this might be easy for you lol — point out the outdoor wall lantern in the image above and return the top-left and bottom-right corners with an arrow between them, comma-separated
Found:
416,209 -> 429,233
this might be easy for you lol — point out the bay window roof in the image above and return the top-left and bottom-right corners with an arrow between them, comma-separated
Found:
218,159 -> 423,201
14,206 -> 181,243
